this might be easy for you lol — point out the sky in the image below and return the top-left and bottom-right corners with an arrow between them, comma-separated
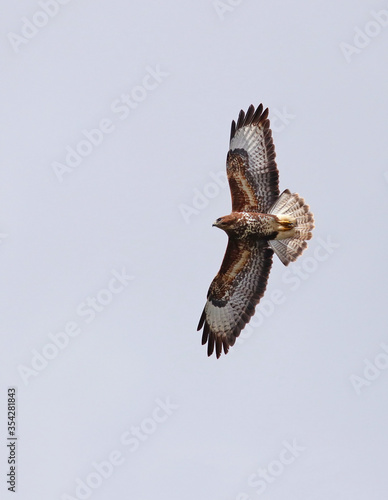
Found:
1,1 -> 388,499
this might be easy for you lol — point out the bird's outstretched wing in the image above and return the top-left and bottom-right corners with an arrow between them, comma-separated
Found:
197,238 -> 273,358
227,104 -> 279,213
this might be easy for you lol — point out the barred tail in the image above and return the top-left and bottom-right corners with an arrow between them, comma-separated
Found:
268,189 -> 314,266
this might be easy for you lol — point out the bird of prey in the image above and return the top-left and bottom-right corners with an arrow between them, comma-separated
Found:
197,104 -> 314,358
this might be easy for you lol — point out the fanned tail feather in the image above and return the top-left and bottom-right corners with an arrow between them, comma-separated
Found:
269,189 -> 314,266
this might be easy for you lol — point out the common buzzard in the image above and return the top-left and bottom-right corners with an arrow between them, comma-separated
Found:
197,104 -> 314,358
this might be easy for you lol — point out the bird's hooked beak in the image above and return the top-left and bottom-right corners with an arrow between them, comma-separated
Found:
212,218 -> 222,228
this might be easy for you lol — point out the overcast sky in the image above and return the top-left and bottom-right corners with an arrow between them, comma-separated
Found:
1,1 -> 388,499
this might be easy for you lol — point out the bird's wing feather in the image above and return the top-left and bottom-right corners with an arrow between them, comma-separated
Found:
197,237 -> 274,358
227,104 -> 279,213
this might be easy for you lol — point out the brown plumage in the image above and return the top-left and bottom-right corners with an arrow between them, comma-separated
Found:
197,104 -> 314,358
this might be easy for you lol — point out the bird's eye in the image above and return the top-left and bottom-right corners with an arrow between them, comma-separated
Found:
216,218 -> 222,223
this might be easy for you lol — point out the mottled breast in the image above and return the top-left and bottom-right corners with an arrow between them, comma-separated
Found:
232,212 -> 278,240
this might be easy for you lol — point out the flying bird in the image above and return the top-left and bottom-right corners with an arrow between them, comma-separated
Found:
197,104 -> 314,358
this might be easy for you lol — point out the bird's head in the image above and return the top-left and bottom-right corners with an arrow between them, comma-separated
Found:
212,215 -> 238,232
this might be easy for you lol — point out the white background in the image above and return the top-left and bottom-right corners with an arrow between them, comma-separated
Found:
1,1 -> 388,499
